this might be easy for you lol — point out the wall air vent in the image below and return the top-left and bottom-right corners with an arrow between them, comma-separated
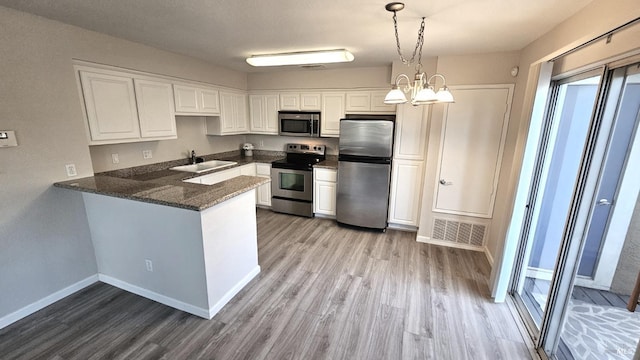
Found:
432,218 -> 486,247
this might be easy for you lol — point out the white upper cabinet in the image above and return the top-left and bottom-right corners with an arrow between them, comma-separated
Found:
78,68 -> 177,144
279,92 -> 321,111
345,92 -> 370,112
173,84 -> 220,115
200,88 -> 221,114
80,70 -> 140,142
346,90 -> 396,113
321,92 -> 345,137
279,93 -> 299,110
206,91 -> 248,135
134,79 -> 177,138
370,91 -> 396,112
394,103 -> 428,160
249,94 -> 279,134
300,93 -> 322,110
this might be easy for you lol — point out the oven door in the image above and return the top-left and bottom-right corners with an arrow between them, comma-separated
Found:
271,167 -> 313,201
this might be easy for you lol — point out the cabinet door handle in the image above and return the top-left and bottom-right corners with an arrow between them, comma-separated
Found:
439,179 -> 453,186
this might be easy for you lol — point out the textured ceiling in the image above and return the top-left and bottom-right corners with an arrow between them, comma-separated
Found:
0,0 -> 594,72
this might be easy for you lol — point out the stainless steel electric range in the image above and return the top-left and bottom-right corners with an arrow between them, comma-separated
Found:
271,143 -> 326,217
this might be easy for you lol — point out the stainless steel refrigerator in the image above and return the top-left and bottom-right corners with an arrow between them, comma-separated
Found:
336,115 -> 395,230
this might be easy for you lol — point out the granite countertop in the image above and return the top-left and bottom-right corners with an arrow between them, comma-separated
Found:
314,155 -> 338,170
54,151 -> 284,211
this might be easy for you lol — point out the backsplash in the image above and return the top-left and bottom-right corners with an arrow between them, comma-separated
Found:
245,134 -> 339,155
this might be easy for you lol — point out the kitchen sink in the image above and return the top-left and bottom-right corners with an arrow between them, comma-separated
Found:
169,160 -> 237,173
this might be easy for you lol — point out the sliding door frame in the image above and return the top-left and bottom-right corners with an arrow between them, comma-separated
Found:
542,63 -> 637,356
508,67 -> 606,344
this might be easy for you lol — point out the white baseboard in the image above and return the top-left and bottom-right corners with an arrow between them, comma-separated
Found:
99,266 -> 261,320
207,265 -> 261,318
484,247 -> 495,267
98,274 -> 211,319
387,223 -> 418,232
314,213 -> 336,220
416,235 -> 485,252
0,275 -> 98,330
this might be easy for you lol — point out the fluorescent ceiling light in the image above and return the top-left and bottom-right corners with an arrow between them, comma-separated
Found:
246,49 -> 354,67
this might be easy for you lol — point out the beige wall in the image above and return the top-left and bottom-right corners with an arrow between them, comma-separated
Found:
248,66 -> 391,90
488,0 -> 640,292
90,119 -> 247,173
0,5 -> 247,321
416,52 -> 520,256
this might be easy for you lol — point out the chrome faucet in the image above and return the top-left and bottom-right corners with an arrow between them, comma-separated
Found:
190,150 -> 196,164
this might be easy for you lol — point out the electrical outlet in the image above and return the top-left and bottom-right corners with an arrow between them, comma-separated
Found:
111,153 -> 119,164
65,164 -> 77,177
145,259 -> 153,272
142,150 -> 152,159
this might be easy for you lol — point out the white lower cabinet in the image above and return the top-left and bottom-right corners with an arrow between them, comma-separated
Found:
256,163 -> 272,207
196,167 -> 242,185
184,163 -> 270,207
388,159 -> 424,227
313,168 -> 337,217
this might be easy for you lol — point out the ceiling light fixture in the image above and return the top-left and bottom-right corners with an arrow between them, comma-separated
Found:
246,49 -> 354,67
383,2 -> 454,105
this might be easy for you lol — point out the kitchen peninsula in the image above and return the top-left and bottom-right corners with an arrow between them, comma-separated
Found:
54,157 -> 274,319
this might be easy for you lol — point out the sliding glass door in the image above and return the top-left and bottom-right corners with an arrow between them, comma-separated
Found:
510,60 -> 640,359
510,70 -> 603,336
550,63 -> 640,360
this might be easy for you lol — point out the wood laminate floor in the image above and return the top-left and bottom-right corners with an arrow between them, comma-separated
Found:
0,209 -> 534,360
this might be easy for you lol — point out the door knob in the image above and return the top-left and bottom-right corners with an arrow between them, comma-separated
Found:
597,198 -> 612,206
439,179 -> 453,186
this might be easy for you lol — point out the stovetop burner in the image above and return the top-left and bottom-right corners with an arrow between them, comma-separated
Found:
271,143 -> 326,171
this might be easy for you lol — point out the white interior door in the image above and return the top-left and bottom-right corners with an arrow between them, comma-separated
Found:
433,85 -> 513,218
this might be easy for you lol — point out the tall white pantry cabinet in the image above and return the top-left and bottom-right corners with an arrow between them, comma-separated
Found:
388,104 -> 429,229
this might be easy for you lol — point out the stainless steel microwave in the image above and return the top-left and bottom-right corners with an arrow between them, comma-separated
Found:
278,111 -> 320,137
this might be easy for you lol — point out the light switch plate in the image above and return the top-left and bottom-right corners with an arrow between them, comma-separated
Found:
143,150 -> 152,159
0,130 -> 18,147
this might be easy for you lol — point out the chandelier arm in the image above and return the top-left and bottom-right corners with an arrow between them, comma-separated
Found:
427,73 -> 448,86
394,73 -> 412,92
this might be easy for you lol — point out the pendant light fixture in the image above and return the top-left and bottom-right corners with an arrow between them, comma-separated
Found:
383,2 -> 454,105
